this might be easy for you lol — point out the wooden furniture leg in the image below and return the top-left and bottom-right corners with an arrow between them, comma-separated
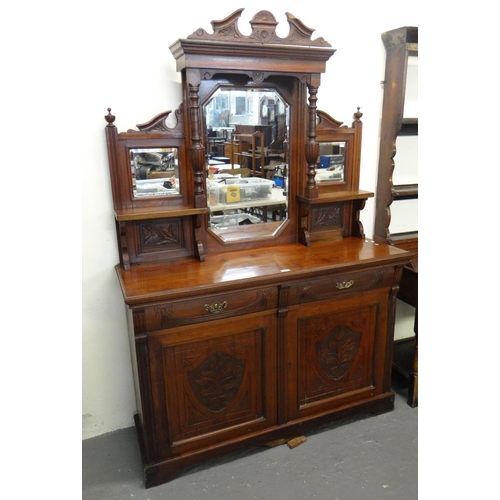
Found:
392,264 -> 418,407
407,308 -> 418,407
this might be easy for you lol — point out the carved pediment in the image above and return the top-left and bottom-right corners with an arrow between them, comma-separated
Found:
316,110 -> 344,131
188,9 -> 331,47
127,107 -> 184,135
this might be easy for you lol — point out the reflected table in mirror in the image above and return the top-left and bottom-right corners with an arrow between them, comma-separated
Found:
209,188 -> 287,222
208,182 -> 287,242
130,147 -> 180,198
315,142 -> 345,183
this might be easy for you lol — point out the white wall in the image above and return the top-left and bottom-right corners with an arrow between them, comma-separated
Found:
81,1 -> 420,439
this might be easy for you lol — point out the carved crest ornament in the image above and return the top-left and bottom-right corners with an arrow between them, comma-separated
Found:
188,9 -> 331,47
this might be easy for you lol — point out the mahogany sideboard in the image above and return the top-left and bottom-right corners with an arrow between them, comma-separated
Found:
116,238 -> 410,487
105,10 -> 414,487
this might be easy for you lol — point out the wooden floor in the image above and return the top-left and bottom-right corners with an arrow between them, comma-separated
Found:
82,376 -> 417,500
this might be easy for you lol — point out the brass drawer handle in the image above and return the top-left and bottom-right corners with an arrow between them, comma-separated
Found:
204,301 -> 228,314
335,280 -> 354,290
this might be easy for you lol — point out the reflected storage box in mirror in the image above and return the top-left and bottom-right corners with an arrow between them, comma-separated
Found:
209,178 -> 274,206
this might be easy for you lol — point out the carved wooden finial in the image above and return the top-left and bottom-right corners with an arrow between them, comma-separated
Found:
354,107 -> 363,122
105,108 -> 116,126
249,10 -> 279,43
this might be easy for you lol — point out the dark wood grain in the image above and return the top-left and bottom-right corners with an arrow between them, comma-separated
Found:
116,238 -> 411,305
104,11 -> 415,488
373,26 -> 418,408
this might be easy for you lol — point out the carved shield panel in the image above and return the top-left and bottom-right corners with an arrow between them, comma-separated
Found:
316,325 -> 361,380
188,351 -> 246,412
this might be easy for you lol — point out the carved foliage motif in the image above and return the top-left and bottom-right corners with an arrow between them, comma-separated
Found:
252,72 -> 265,83
316,325 -> 361,380
189,9 -> 331,47
188,352 -> 246,412
312,204 -> 342,228
139,221 -> 181,250
248,10 -> 280,44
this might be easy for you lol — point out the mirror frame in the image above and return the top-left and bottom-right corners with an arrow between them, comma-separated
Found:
130,147 -> 180,198
105,108 -> 190,213
315,109 -> 363,195
201,83 -> 291,244
315,140 -> 346,184
196,74 -> 301,251
170,9 -> 335,253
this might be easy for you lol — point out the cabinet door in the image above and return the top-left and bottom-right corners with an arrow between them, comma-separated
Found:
148,311 -> 277,457
285,290 -> 389,422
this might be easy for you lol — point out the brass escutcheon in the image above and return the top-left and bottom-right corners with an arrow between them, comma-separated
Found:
204,301 -> 228,314
335,280 -> 354,290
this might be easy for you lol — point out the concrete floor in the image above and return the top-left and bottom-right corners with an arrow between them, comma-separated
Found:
82,376 -> 417,500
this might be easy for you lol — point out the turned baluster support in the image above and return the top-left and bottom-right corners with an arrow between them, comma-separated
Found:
187,72 -> 206,208
305,84 -> 319,199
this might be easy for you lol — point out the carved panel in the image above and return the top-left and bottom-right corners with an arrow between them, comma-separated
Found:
297,304 -> 377,407
156,323 -> 275,452
312,204 -> 342,228
316,325 -> 361,380
188,351 -> 246,412
138,220 -> 183,252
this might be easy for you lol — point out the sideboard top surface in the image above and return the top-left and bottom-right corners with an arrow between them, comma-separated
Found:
116,237 -> 412,306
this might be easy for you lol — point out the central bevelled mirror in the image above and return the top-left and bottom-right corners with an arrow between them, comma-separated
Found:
204,88 -> 289,242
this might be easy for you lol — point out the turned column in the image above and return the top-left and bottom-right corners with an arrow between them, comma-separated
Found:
186,70 -> 206,208
304,83 -> 319,199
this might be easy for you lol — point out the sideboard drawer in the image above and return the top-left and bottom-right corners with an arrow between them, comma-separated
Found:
143,286 -> 278,331
288,267 -> 395,305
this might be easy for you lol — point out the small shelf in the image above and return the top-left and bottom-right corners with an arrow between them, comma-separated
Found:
390,232 -> 418,258
400,118 -> 418,136
393,183 -> 418,200
391,231 -> 418,243
297,189 -> 373,204
115,206 -> 206,222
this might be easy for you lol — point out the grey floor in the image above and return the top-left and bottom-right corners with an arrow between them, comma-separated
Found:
82,376 -> 417,500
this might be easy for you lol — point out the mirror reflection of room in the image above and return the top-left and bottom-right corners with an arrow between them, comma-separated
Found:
204,88 -> 289,240
315,141 -> 345,183
130,147 -> 180,198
